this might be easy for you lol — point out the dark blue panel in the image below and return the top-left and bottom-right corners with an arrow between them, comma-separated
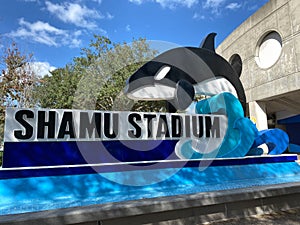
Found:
2,140 -> 179,168
286,123 -> 300,145
0,155 -> 297,179
289,144 -> 300,153
278,114 -> 300,124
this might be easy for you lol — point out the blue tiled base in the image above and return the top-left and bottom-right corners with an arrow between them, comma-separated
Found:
0,155 -> 300,216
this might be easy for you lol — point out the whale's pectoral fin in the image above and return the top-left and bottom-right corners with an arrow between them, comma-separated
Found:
166,101 -> 177,113
173,80 -> 195,111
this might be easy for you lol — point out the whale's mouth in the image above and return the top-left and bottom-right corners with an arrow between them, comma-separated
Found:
126,84 -> 176,100
125,77 -> 239,102
194,77 -> 238,98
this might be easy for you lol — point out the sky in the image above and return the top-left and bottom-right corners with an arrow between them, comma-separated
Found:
0,0 -> 269,75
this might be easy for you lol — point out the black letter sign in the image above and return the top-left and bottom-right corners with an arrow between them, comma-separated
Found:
14,110 -> 34,140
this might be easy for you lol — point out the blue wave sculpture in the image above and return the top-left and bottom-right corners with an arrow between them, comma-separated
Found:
177,92 -> 289,159
195,92 -> 257,158
251,129 -> 289,155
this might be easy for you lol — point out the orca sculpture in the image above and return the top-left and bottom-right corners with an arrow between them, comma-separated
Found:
124,33 -> 246,112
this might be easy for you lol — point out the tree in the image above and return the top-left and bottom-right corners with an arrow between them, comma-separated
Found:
34,36 -> 165,112
34,66 -> 79,109
0,42 -> 38,145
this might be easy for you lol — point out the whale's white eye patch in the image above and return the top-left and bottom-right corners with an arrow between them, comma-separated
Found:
154,65 -> 171,80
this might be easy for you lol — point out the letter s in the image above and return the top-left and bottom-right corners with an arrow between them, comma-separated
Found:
14,110 -> 34,140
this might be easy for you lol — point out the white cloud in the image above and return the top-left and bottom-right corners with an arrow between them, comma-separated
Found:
97,28 -> 108,36
129,0 -> 198,9
92,0 -> 102,4
193,12 -> 205,20
156,0 -> 198,8
226,2 -> 241,10
247,4 -> 258,11
126,24 -> 131,32
106,12 -> 114,20
29,62 -> 56,77
129,0 -> 145,4
67,30 -> 83,48
8,18 -> 65,47
6,18 -> 82,48
18,18 -> 65,35
203,0 -> 226,8
203,0 -> 226,15
45,1 -> 102,29
203,1 -> 242,15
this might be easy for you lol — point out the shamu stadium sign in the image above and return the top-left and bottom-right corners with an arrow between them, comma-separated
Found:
3,108 -> 227,168
7,109 -> 225,141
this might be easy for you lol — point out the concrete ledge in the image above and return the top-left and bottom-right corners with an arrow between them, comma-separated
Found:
1,182 -> 300,225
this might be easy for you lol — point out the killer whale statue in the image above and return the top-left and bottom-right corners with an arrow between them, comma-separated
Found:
124,33 -> 246,112
124,33 -> 289,158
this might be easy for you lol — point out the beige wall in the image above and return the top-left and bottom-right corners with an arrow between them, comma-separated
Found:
217,0 -> 300,104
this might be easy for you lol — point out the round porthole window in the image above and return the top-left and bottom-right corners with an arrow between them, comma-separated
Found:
255,31 -> 282,69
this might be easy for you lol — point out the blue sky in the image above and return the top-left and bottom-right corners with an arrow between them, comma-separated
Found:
0,0 -> 269,74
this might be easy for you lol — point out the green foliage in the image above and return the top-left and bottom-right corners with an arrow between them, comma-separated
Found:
34,66 -> 80,109
34,36 -> 165,112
